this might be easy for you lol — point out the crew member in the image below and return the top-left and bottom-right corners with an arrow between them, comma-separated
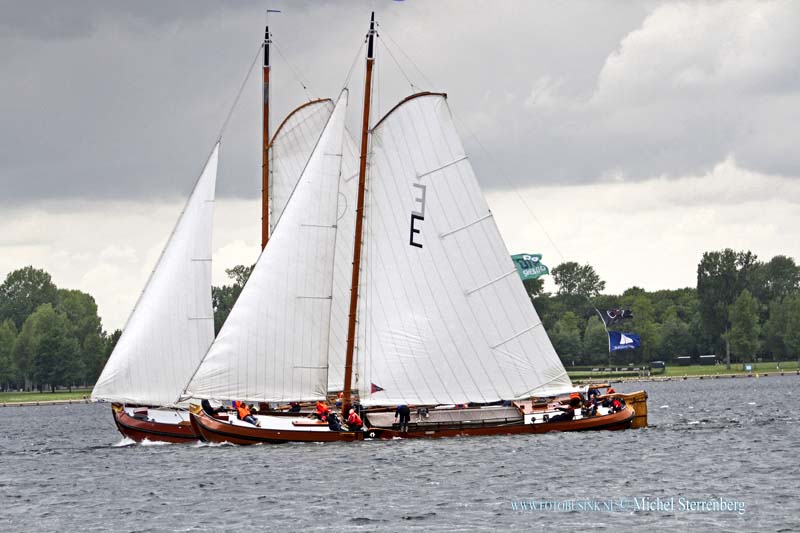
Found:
346,408 -> 363,431
233,400 -> 260,427
395,404 -> 411,433
315,401 -> 330,422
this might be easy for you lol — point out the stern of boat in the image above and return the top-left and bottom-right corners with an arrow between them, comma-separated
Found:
620,390 -> 648,428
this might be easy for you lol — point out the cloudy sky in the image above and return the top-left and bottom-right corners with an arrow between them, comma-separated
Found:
2,0 -> 799,331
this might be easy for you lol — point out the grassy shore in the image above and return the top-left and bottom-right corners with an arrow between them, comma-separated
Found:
568,360 -> 799,381
0,389 -> 92,404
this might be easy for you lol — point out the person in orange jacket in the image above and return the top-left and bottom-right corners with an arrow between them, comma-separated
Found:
233,400 -> 260,427
315,401 -> 330,422
346,408 -> 363,431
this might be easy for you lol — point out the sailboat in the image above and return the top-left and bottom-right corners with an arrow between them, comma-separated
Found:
185,13 -> 648,445
90,24 -> 340,443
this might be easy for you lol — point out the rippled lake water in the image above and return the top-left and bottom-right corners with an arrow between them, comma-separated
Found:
1,376 -> 799,532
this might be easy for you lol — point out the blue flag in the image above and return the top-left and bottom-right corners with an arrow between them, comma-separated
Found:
608,331 -> 641,352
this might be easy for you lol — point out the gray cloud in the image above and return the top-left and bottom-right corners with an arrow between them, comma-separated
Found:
1,0 -> 798,207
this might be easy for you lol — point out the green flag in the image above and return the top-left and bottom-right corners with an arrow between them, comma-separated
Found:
512,253 -> 549,281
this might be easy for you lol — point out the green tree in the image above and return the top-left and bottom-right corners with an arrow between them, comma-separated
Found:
549,311 -> 582,365
658,317 -> 693,362
0,320 -> 18,389
522,278 -> 545,301
551,261 -> 606,298
779,294 -> 800,364
697,249 -> 758,368
56,289 -> 104,383
750,255 -> 800,305
212,264 -> 254,334
0,266 -> 59,329
727,289 -> 760,363
33,310 -> 81,392
582,316 -> 609,365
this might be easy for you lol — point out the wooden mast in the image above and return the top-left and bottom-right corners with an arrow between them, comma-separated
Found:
342,12 -> 376,416
261,25 -> 271,250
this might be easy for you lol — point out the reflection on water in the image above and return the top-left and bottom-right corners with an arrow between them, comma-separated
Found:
1,376 -> 798,531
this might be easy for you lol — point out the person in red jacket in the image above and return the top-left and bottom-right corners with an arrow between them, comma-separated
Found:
346,408 -> 363,431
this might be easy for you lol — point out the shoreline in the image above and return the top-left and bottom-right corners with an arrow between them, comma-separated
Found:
0,398 -> 92,407
2,371 -> 799,407
574,370 -> 800,385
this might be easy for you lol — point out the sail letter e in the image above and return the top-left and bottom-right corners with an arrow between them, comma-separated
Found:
409,183 -> 426,248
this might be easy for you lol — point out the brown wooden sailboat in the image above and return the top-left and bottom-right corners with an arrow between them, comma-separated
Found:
185,13 -> 648,444
92,24 -> 337,443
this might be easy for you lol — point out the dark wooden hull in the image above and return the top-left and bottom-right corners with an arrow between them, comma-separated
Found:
189,403 -> 635,445
189,405 -> 360,444
371,404 -> 634,439
111,403 -> 200,444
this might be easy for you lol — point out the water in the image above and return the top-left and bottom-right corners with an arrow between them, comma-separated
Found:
1,376 -> 798,532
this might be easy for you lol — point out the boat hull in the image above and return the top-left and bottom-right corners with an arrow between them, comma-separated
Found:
189,404 -> 360,444
189,403 -> 635,445
111,403 -> 200,443
621,390 -> 648,428
368,404 -> 635,439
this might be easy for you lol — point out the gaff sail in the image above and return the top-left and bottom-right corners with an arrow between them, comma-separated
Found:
356,94 -> 573,406
185,92 -> 350,403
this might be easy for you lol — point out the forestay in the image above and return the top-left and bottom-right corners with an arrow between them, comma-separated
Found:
185,92 -> 349,402
92,144 -> 219,407
269,99 -> 334,233
326,131 -> 358,393
356,94 -> 573,406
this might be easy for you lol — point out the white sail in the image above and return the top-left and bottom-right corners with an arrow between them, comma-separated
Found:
92,144 -> 219,406
185,92 -> 349,402
270,99 -> 335,233
326,131 -> 358,392
356,94 -> 572,406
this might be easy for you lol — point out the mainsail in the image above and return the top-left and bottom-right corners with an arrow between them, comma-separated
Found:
269,99 -> 335,233
185,92 -> 349,402
92,144 -> 219,407
355,94 -> 573,406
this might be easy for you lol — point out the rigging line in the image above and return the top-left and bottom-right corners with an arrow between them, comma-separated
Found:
379,27 -> 436,91
218,43 -> 264,141
456,119 -> 568,264
340,40 -> 365,91
272,41 -> 315,101
378,32 -> 417,92
452,110 -> 609,322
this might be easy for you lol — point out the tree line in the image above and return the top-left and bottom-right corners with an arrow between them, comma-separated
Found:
3,248 -> 797,390
527,250 -> 800,368
0,267 -> 119,392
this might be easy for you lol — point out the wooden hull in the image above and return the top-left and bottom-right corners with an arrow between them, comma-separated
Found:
620,390 -> 648,428
111,403 -> 200,444
189,404 -> 360,444
189,403 -> 635,445
371,404 -> 635,439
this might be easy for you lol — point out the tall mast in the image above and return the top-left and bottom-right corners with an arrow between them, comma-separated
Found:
342,12 -> 376,415
261,24 -> 271,250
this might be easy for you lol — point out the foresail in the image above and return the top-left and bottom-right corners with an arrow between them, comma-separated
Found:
92,144 -> 219,406
356,94 -> 572,406
270,99 -> 335,233
185,92 -> 349,403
